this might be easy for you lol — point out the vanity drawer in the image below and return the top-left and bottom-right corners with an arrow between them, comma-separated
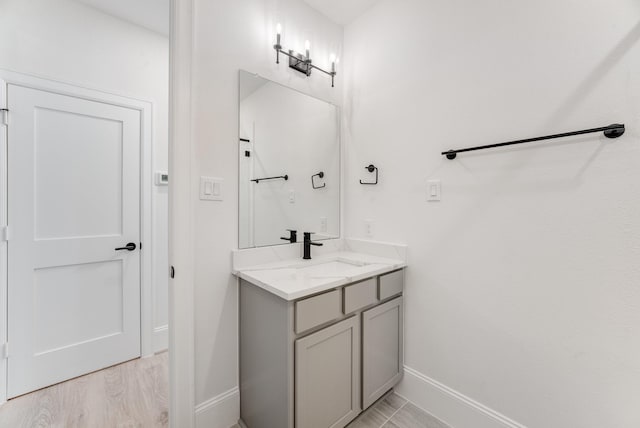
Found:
295,289 -> 342,334
378,269 -> 404,300
343,278 -> 377,314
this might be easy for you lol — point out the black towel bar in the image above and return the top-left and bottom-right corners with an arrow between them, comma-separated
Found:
442,123 -> 625,160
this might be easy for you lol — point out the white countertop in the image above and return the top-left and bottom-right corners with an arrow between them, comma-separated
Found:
234,251 -> 406,301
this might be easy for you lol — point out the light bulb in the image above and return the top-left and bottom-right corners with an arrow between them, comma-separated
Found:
329,53 -> 336,63
275,23 -> 282,47
304,40 -> 311,50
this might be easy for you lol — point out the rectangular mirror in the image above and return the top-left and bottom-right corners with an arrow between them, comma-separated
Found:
238,70 -> 340,248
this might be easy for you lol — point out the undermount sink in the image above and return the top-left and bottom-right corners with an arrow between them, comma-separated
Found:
255,258 -> 369,282
296,258 -> 367,278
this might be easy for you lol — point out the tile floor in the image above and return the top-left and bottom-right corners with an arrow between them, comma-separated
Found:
232,392 -> 452,428
346,393 -> 451,428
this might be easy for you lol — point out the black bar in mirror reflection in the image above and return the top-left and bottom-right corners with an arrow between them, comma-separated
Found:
251,174 -> 288,183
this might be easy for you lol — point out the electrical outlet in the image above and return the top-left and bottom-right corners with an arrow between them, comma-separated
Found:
320,217 -> 328,232
365,219 -> 374,237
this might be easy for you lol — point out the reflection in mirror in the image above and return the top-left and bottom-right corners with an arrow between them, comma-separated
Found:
239,70 -> 340,248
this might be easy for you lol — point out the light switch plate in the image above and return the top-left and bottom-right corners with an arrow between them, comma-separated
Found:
427,179 -> 441,201
427,180 -> 442,202
200,176 -> 223,201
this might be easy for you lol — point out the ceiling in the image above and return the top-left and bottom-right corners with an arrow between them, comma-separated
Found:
239,72 -> 268,101
74,0 -> 170,36
74,1 -> 375,35
302,0 -> 380,25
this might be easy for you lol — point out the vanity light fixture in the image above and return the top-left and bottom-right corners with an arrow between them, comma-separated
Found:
273,23 -> 338,87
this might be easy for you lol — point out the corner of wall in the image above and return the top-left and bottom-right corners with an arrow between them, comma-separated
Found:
195,387 -> 240,428
153,325 -> 169,353
396,366 -> 527,428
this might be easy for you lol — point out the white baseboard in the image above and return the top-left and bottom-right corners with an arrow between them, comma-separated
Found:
195,386 -> 240,428
153,325 -> 168,353
396,366 -> 527,428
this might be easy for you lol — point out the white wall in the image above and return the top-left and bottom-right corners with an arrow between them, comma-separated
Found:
343,1 -> 640,427
0,0 -> 169,351
190,0 -> 342,425
239,80 -> 340,248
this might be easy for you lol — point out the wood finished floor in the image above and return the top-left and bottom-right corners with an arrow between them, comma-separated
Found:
0,354 -> 446,428
0,351 -> 168,428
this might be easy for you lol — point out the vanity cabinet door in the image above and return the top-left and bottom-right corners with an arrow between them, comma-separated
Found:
295,316 -> 361,428
362,296 -> 404,409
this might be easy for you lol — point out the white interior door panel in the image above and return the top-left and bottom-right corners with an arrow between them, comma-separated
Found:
7,84 -> 142,398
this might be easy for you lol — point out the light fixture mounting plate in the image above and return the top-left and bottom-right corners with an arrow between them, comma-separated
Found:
288,50 -> 312,75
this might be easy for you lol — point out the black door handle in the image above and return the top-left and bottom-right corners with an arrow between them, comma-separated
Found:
115,242 -> 137,251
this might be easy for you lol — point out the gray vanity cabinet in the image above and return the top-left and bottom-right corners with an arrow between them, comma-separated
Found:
362,296 -> 403,409
239,268 -> 404,428
295,316 -> 361,428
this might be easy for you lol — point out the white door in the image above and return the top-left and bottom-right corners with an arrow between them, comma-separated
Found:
7,84 -> 142,398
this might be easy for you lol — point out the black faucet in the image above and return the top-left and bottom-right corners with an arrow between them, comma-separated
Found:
280,229 -> 297,243
303,232 -> 323,259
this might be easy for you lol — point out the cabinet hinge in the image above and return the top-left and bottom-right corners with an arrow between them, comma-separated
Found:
1,343 -> 8,359
0,226 -> 8,242
0,108 -> 8,126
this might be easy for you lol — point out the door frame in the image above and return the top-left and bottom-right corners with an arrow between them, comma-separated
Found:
0,69 -> 155,404
168,0 -> 196,426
